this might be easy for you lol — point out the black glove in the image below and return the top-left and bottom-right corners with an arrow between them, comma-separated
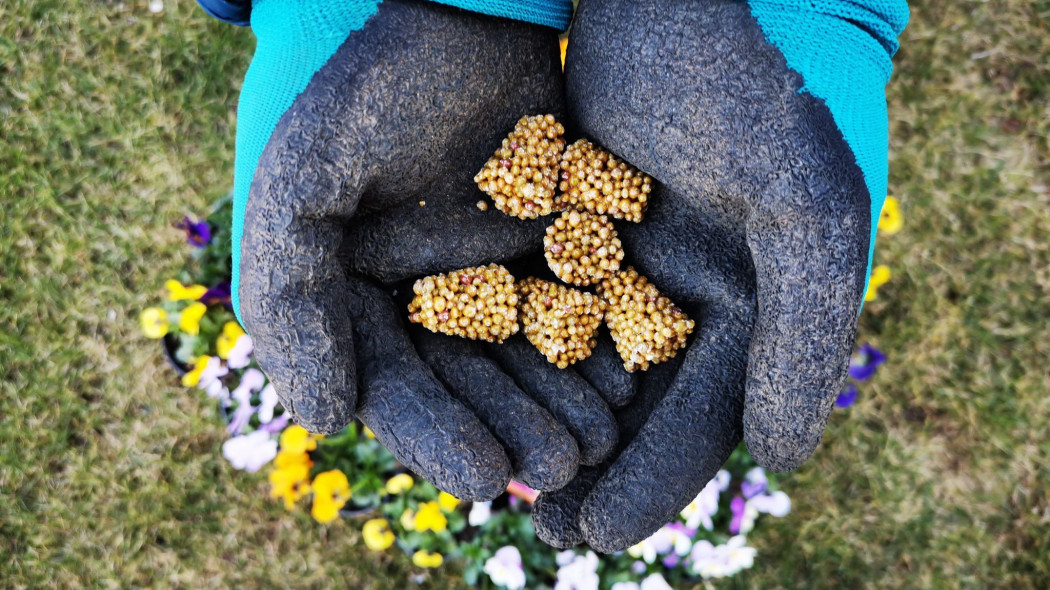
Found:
238,0 -> 625,500
533,0 -> 906,550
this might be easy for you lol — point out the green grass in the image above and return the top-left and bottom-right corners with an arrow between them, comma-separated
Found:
1,0 -> 1048,588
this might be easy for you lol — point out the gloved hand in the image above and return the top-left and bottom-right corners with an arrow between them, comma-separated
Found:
229,0 -> 624,500
532,0 -> 908,550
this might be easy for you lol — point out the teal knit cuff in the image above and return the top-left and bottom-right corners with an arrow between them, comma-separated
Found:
426,0 -> 573,30
745,0 -> 909,303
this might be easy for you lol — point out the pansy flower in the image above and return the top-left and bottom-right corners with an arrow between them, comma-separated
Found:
412,501 -> 448,533
688,536 -> 756,579
640,574 -> 674,590
628,527 -> 675,564
836,384 -> 859,408
177,216 -> 212,248
741,467 -> 768,499
257,383 -> 279,424
139,307 -> 169,339
438,491 -> 461,512
412,550 -> 444,569
268,449 -> 312,509
553,550 -> 599,590
681,469 -> 730,530
260,413 -> 290,434
177,302 -> 207,335
227,368 -> 265,435
216,321 -> 246,360
865,265 -> 892,302
384,473 -> 414,495
483,546 -> 526,590
878,197 -> 902,235
468,501 -> 492,526
362,518 -> 396,551
199,281 -> 231,306
311,469 -> 351,524
226,333 -> 253,370
221,430 -> 277,472
165,279 -> 208,302
279,424 -> 319,455
848,343 -> 886,381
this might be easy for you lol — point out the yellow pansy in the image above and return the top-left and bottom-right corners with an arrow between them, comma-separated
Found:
181,355 -> 211,387
362,518 -> 396,551
878,197 -> 902,235
274,449 -> 312,470
412,501 -> 447,533
362,426 -> 377,439
385,473 -> 414,495
139,307 -> 169,339
279,425 -> 319,455
559,37 -> 569,71
311,469 -> 351,524
437,491 -> 460,512
165,279 -> 208,302
178,302 -> 208,336
269,459 -> 312,510
216,321 -> 247,359
865,265 -> 892,302
412,550 -> 444,569
400,508 -> 417,531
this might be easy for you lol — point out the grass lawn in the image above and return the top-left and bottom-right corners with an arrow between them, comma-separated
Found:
2,0 -> 1048,588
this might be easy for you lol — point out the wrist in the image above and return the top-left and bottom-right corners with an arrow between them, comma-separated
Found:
251,0 -> 380,44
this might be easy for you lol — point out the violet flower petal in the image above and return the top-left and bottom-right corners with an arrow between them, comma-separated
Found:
836,384 -> 859,408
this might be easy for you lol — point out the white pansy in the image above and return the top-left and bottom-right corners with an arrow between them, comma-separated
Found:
221,430 -> 277,472
554,550 -> 599,590
468,501 -> 492,526
680,469 -> 730,530
483,546 -> 526,590
640,573 -> 674,590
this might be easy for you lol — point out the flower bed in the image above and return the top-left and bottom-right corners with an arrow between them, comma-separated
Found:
142,194 -> 896,588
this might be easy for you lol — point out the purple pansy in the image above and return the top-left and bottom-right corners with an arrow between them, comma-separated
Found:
729,496 -> 747,535
848,343 -> 886,381
740,467 -> 768,500
260,413 -> 290,434
179,216 -> 212,248
836,384 -> 859,408
662,554 -> 680,569
199,281 -> 231,306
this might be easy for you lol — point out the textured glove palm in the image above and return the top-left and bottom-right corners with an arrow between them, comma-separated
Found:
533,0 -> 907,551
230,0 -> 624,501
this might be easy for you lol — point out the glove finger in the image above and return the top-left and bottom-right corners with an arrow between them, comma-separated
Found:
415,331 -> 580,492
578,306 -> 750,553
342,187 -> 548,285
531,357 -> 678,548
741,140 -> 869,472
573,328 -> 637,409
345,278 -> 512,501
486,335 -> 618,466
532,465 -> 604,548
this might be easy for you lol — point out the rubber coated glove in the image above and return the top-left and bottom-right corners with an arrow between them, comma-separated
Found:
230,0 -> 622,501
532,0 -> 908,550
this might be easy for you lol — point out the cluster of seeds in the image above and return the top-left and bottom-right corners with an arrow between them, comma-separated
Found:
474,115 -> 566,220
407,264 -> 519,343
407,114 -> 691,371
556,139 -> 652,223
519,278 -> 605,369
544,210 -> 624,286
598,267 -> 695,372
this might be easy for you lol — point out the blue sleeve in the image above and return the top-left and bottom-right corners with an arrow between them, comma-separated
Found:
196,0 -> 572,30
196,0 -> 252,26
